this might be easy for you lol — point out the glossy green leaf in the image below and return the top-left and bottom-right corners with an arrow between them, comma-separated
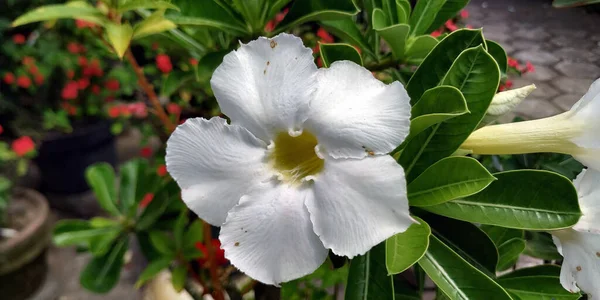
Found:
408,157 -> 496,207
12,2 -> 107,27
499,265 -> 561,279
135,258 -> 172,288
320,18 -> 375,58
230,0 -> 268,31
480,225 -> 524,247
418,211 -> 498,276
53,220 -> 118,247
171,265 -> 187,292
372,9 -> 410,59
183,220 -> 204,249
381,0 -> 398,24
486,40 -> 508,75
385,216 -> 431,275
89,229 -> 122,257
409,85 -> 468,137
174,210 -> 187,249
409,0 -> 445,36
407,29 -> 485,103
496,238 -> 526,271
197,50 -> 228,82
267,0 -> 293,20
276,0 -> 359,30
117,0 -> 180,13
85,163 -> 120,216
345,243 -> 393,300
426,0 -> 470,33
105,23 -> 133,59
118,159 -> 148,215
405,35 -> 438,64
136,190 -> 172,230
394,276 -> 420,300
167,0 -> 248,35
320,42 -> 363,67
418,235 -> 512,300
552,0 -> 600,8
523,232 -> 563,260
424,170 -> 582,230
149,231 -> 175,255
133,10 -> 177,40
396,0 -> 411,24
80,238 -> 128,293
498,276 -> 581,300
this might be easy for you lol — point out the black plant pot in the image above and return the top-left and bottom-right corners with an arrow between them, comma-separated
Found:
34,120 -> 117,194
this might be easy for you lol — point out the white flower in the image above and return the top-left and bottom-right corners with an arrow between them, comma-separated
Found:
551,168 -> 600,298
462,78 -> 600,170
165,33 -> 413,285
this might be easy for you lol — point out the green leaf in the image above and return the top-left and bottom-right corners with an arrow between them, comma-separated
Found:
385,216 -> 431,275
426,0 -> 470,33
404,35 -> 438,64
418,235 -> 512,300
167,0 -> 248,35
80,237 -> 128,293
424,170 -> 582,230
183,220 -> 204,249
149,231 -> 175,255
396,0 -> 411,24
12,3 -> 107,27
276,0 -> 359,31
231,0 -> 269,32
400,45 -> 500,179
136,190 -> 172,230
85,163 -> 120,216
480,225 -> 524,247
345,243 -> 394,300
552,0 -> 600,8
118,0 -> 180,13
498,276 -> 581,300
408,0 -> 445,36
174,210 -> 188,250
53,220 -> 119,247
407,29 -> 485,103
89,230 -> 122,257
320,18 -> 376,58
372,9 -> 410,59
486,40 -> 508,75
135,258 -> 172,288
319,42 -> 363,67
417,211 -> 498,276
523,232 -> 563,260
133,10 -> 177,40
105,23 -> 133,59
408,157 -> 496,207
496,238 -> 526,271
197,50 -> 228,82
499,265 -> 561,279
118,159 -> 148,215
407,86 -> 468,137
171,265 -> 187,292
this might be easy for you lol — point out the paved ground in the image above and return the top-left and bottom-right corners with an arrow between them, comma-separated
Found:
466,0 -> 600,120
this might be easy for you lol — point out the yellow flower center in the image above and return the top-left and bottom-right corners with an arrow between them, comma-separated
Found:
270,131 -> 324,184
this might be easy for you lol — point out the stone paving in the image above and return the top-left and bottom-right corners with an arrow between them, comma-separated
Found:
466,0 -> 600,121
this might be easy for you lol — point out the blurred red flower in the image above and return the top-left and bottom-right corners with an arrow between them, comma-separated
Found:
167,103 -> 181,115
17,76 -> 31,88
317,28 -> 334,43
34,74 -> 44,85
524,62 -> 535,73
68,42 -> 83,54
22,56 -> 35,66
157,164 -> 167,177
139,193 -> 154,208
12,136 -> 35,157
431,30 -> 442,37
104,79 -> 120,91
460,10 -> 469,19
445,20 -> 458,32
61,81 -> 79,100
75,19 -> 96,29
108,106 -> 120,118
189,58 -> 198,66
13,34 -> 26,44
128,102 -> 148,118
78,56 -> 88,67
195,239 -> 228,266
91,84 -> 101,95
264,8 -> 288,32
78,78 -> 90,90
28,65 -> 39,75
140,146 -> 153,158
508,57 -> 519,68
0,125 -> 3,135
66,70 -> 75,79
3,73 -> 15,84
156,54 -> 172,73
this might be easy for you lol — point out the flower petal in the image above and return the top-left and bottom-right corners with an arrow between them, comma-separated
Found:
305,61 -> 411,159
166,117 -> 270,226
552,229 -> 600,297
574,150 -> 600,172
220,180 -> 328,285
573,169 -> 600,233
210,33 -> 317,142
571,78 -> 600,149
306,155 -> 414,257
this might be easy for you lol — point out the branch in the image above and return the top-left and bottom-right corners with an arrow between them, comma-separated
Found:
203,221 -> 225,300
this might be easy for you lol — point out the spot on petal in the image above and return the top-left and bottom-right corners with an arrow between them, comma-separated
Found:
576,266 -> 582,271
235,242 -> 240,247
270,40 -> 277,48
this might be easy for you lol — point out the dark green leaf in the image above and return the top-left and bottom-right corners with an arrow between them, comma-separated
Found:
136,190 -> 172,230
12,3 -> 108,27
320,42 -> 363,67
171,265 -> 187,292
372,9 -> 410,59
405,35 -> 438,64
408,157 -> 495,207
386,216 -> 431,275
552,0 -> 600,8
496,238 -> 526,271
80,238 -> 128,293
394,275 -> 420,300
197,51 -> 228,82
149,231 -> 175,255
426,0 -> 470,33
231,0 -> 269,32
499,265 -> 561,279
345,243 -> 393,300
53,220 -> 117,247
276,0 -> 359,30
418,235 -> 512,300
174,210 -> 188,250
408,85 -> 469,137
85,163 -> 120,216
135,258 -> 172,288
409,0 -> 445,36
424,170 -> 582,230
89,230 -> 122,257
118,0 -> 180,13
320,18 -> 376,57
183,219 -> 204,249
498,276 -> 581,300
486,40 -> 508,75
523,232 -> 563,260
480,225 -> 524,247
167,0 -> 248,35
119,159 -> 148,215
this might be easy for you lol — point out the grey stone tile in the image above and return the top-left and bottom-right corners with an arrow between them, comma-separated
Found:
513,50 -> 560,65
555,61 -> 600,78
553,77 -> 595,95
513,98 -> 561,119
553,94 -> 581,111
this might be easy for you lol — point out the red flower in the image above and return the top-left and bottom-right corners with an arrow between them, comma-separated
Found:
28,65 -> 39,75
195,239 -> 228,266
13,34 -> 26,45
189,58 -> 198,66
445,20 -> 458,32
431,30 -> 442,37
61,81 -> 79,100
11,136 -> 35,157
89,59 -> 103,77
156,164 -> 167,177
91,84 -> 101,95
61,102 -> 77,116
34,74 -> 44,85
140,146 -> 153,158
0,125 -> 3,135
104,79 -> 120,91
105,96 -> 115,103
78,78 -> 90,90
499,80 -> 514,92
264,8 -> 288,32
78,56 -> 88,67
3,73 -> 15,84
139,193 -> 154,208
505,80 -> 513,89
316,56 -> 323,68
17,76 -> 31,88
460,9 -> 469,19
22,56 -> 35,66
317,28 -> 334,43
66,70 -> 75,79
108,106 -> 121,118
166,103 -> 181,115
524,61 -> 535,73
507,57 -> 519,68
67,42 -> 82,54
75,19 -> 96,29
156,54 -> 172,73
128,102 -> 148,118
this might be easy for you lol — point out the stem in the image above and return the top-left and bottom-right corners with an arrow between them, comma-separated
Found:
203,221 -> 225,300
124,49 -> 176,133
365,57 -> 398,71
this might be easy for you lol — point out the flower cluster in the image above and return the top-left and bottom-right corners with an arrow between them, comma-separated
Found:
431,9 -> 471,37
2,47 -> 46,91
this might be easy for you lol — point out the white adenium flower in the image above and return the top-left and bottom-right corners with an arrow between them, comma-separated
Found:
551,168 -> 600,298
462,78 -> 600,170
166,33 -> 413,285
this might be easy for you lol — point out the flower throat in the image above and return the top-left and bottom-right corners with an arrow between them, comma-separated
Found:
269,131 -> 324,184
